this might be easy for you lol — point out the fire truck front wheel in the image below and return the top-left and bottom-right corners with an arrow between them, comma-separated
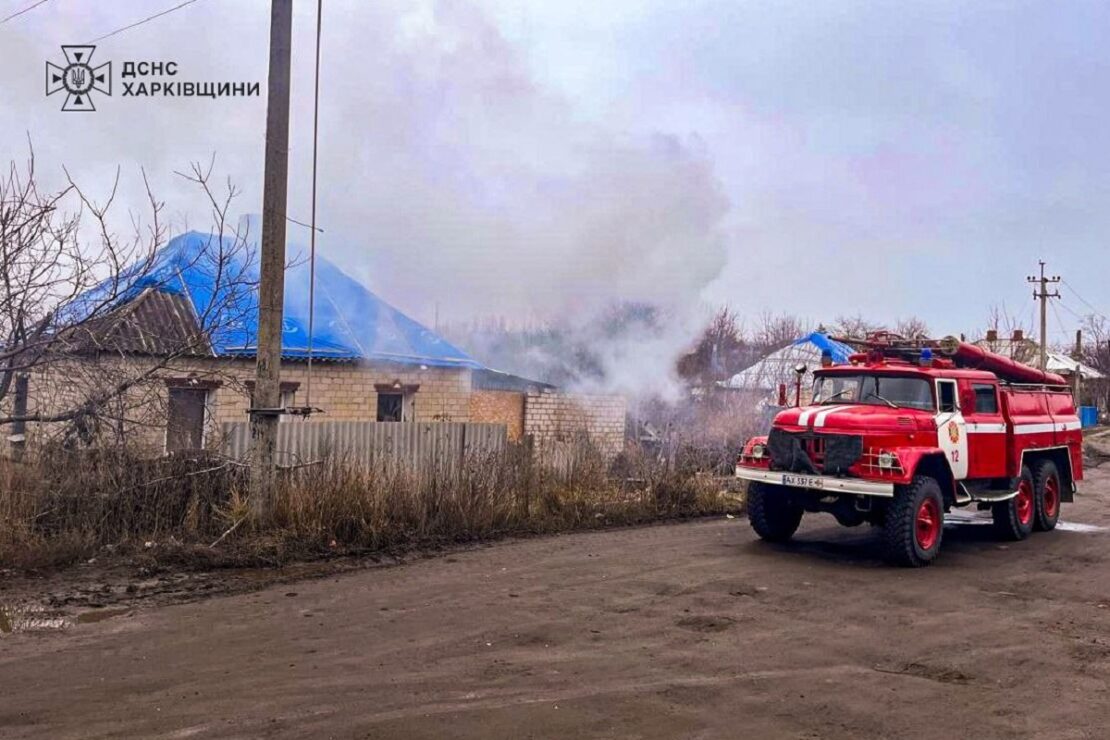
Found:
882,476 -> 944,567
992,465 -> 1035,541
747,482 -> 803,543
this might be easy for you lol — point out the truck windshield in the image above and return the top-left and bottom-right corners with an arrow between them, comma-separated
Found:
812,375 -> 934,411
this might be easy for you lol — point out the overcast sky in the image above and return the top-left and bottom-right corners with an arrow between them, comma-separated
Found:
3,0 -> 1109,341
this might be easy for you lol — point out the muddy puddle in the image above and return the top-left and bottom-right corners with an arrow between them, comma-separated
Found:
0,603 -> 72,635
945,510 -> 1106,532
0,603 -> 132,636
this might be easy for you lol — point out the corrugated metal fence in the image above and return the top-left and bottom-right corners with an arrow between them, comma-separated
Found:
221,421 -> 507,472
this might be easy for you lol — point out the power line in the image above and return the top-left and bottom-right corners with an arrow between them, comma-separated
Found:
1062,278 -> 1108,321
0,0 -> 51,26
1057,298 -> 1087,322
286,215 -> 323,234
89,0 -> 205,43
1049,299 -> 1071,344
305,0 -> 323,409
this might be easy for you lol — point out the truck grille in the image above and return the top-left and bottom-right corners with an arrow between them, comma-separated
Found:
804,436 -> 826,466
767,429 -> 862,474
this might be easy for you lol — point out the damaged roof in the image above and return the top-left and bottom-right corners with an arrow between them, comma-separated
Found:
64,287 -> 212,357
472,368 -> 555,392
68,230 -> 485,369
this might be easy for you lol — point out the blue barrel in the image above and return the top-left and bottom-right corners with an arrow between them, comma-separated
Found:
1079,406 -> 1099,428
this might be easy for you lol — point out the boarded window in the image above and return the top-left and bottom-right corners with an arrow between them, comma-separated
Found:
377,392 -> 404,422
167,388 -> 207,451
249,387 -> 298,422
972,383 -> 999,414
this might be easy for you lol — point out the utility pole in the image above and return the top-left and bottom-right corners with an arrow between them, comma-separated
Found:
249,0 -> 294,518
1026,260 -> 1060,372
1074,328 -> 1083,403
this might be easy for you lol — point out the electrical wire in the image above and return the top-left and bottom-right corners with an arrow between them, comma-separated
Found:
0,0 -> 51,26
1062,279 -> 1108,321
305,0 -> 323,410
1057,298 -> 1087,322
1049,299 -> 1072,344
89,0 -> 204,43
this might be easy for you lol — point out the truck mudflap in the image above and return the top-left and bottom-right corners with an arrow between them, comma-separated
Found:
735,466 -> 895,498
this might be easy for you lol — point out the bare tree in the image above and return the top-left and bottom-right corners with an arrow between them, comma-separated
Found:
976,303 -> 1035,363
752,311 -> 809,352
893,316 -> 930,339
830,313 -> 883,340
676,306 -> 748,387
1080,315 -> 1110,373
1077,314 -> 1110,411
0,148 -> 255,447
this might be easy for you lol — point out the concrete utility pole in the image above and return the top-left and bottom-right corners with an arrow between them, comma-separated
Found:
1027,261 -> 1061,372
250,0 -> 294,517
1074,329 -> 1083,402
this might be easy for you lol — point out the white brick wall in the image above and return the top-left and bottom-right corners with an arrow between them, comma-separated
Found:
523,391 -> 626,458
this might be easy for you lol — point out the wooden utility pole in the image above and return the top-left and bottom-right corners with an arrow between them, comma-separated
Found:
1026,261 -> 1060,372
250,0 -> 294,517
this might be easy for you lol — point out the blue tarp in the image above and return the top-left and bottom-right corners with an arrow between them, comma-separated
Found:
85,231 -> 483,369
793,332 -> 853,364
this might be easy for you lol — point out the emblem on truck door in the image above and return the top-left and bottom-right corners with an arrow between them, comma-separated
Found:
947,420 -> 960,444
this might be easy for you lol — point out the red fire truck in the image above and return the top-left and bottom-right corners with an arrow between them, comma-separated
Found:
734,335 -> 1083,566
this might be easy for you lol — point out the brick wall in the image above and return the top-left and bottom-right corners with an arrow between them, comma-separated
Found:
206,359 -> 473,427
7,356 -> 174,455
523,391 -> 627,458
6,357 -> 474,455
468,390 -> 525,440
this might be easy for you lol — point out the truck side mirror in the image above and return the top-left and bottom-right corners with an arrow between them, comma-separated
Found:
793,364 -> 806,406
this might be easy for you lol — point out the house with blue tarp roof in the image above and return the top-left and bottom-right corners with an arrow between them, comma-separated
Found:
108,230 -> 485,369
12,229 -> 620,455
24,230 -> 498,448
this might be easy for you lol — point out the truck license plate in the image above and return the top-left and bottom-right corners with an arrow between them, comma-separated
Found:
782,473 -> 824,489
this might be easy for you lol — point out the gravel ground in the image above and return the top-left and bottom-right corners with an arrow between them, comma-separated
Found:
3,465 -> 1110,739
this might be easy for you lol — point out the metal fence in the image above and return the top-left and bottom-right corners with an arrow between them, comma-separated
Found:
220,421 -> 508,472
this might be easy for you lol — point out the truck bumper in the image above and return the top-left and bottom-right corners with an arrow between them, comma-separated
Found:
734,466 -> 895,498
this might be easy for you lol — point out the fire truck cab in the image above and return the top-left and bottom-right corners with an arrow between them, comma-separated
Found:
735,336 -> 1083,566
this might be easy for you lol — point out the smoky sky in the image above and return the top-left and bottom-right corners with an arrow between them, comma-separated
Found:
2,0 -> 1109,345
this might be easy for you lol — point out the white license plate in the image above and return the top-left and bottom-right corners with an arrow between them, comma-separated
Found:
782,473 -> 825,489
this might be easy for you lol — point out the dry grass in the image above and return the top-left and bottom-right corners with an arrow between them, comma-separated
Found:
0,440 -> 739,571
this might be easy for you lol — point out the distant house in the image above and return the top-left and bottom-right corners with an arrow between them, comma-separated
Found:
723,332 -> 854,402
974,329 -> 1038,365
1043,353 -> 1105,382
974,329 -> 1105,408
6,231 -> 625,457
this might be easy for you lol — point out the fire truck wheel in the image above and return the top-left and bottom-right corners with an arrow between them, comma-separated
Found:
882,476 -> 944,567
747,482 -> 803,543
1033,460 -> 1061,532
992,465 -> 1035,541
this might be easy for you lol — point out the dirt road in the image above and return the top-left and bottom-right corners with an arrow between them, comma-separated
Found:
4,468 -> 1110,739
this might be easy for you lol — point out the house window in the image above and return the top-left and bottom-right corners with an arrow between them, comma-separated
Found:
246,381 -> 301,422
374,382 -> 420,422
167,387 -> 208,451
972,383 -> 999,414
377,392 -> 404,422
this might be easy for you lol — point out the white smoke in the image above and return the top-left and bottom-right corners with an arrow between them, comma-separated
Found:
310,2 -> 731,396
1,0 -> 734,398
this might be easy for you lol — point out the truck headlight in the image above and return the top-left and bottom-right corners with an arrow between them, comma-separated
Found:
877,451 -> 895,470
751,443 -> 765,460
